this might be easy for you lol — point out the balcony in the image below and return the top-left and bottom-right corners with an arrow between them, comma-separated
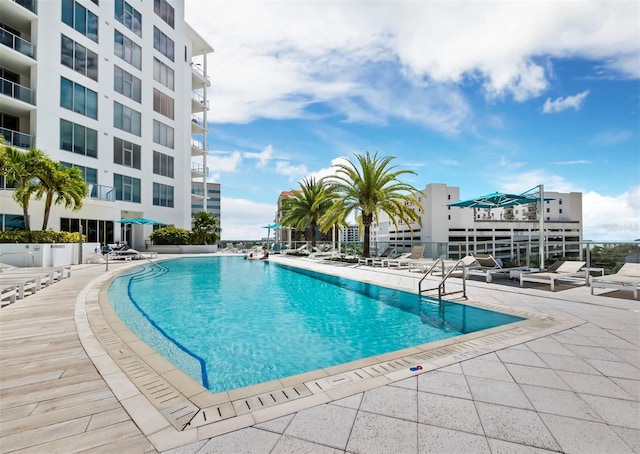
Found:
191,162 -> 207,176
191,115 -> 205,133
0,127 -> 33,149
88,184 -> 116,202
12,0 -> 37,14
1,77 -> 35,105
191,187 -> 205,197
191,91 -> 209,111
190,62 -> 211,85
190,138 -> 205,155
0,28 -> 36,60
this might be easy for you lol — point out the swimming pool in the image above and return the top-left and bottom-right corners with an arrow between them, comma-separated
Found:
109,256 -> 523,393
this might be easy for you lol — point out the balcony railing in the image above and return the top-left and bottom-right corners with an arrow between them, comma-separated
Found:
0,29 -> 36,60
191,162 -> 207,174
190,138 -> 205,151
191,91 -> 209,109
88,184 -> 116,202
191,115 -> 205,128
1,77 -> 35,105
190,62 -> 210,83
191,187 -> 205,196
12,0 -> 37,14
0,127 -> 33,149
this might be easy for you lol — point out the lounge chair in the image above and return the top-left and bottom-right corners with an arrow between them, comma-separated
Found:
1,284 -> 18,306
386,245 -> 425,268
519,260 -> 587,291
284,244 -> 309,255
309,246 -> 339,259
590,263 -> 640,299
0,277 -> 39,300
359,246 -> 395,266
465,254 -> 528,283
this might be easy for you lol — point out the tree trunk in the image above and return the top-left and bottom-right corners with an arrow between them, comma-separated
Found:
310,221 -> 317,248
362,212 -> 373,257
41,193 -> 53,230
22,202 -> 30,231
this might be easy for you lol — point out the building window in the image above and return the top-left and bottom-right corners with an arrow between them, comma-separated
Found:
114,101 -> 141,136
546,207 -> 550,213
153,26 -> 174,62
61,162 -> 97,197
61,218 -> 114,244
115,0 -> 142,37
153,182 -> 174,207
559,208 -> 563,214
559,199 -> 563,205
114,66 -> 141,102
113,137 -> 141,169
153,0 -> 174,28
153,120 -> 174,148
113,173 -> 140,202
153,58 -> 174,90
60,77 -> 98,119
61,0 -> 98,42
153,88 -> 174,119
114,30 -> 141,70
153,151 -> 174,177
60,119 -> 97,157
61,35 -> 98,81
0,214 -> 26,231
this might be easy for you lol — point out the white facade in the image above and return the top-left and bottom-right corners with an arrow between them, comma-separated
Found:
341,224 -> 360,243
0,0 -> 214,249
373,183 -> 583,261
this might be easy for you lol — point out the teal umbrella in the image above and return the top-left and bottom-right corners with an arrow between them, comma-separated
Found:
262,223 -> 284,244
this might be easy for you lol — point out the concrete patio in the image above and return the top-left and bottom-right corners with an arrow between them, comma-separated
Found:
1,256 -> 638,453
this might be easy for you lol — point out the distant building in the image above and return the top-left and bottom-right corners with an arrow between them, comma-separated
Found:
373,183 -> 583,262
341,224 -> 360,243
0,0 -> 216,247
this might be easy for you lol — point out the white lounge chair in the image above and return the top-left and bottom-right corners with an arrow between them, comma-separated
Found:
359,246 -> 395,266
386,245 -> 425,268
466,254 -> 528,283
590,263 -> 640,299
520,260 -> 586,291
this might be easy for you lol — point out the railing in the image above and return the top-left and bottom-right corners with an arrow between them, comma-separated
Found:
1,77 -> 35,105
12,0 -> 37,14
0,127 -> 33,149
190,63 -> 210,83
191,115 -> 205,128
190,138 -> 205,151
418,258 -> 468,300
0,251 -> 35,267
191,162 -> 204,173
191,187 -> 205,196
88,184 -> 116,202
191,91 -> 209,109
0,28 -> 36,59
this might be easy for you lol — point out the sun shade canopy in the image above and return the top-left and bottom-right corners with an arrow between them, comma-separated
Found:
116,217 -> 167,225
447,192 -> 553,209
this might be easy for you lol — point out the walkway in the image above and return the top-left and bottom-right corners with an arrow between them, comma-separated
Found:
1,257 -> 638,453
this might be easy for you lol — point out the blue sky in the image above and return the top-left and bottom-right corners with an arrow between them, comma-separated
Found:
185,1 -> 640,241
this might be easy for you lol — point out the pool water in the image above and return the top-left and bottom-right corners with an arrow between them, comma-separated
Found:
109,257 -> 523,393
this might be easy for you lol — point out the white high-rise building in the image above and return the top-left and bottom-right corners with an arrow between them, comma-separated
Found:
0,0 -> 215,248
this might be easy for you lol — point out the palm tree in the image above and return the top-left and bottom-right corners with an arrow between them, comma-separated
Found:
279,177 -> 335,248
0,145 -> 48,231
322,151 -> 423,258
36,161 -> 88,230
191,211 -> 221,245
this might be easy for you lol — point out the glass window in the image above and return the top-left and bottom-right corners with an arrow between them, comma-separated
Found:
153,182 -> 174,207
62,35 -> 99,81
113,173 -> 141,203
113,137 -> 141,169
152,120 -> 174,148
153,26 -> 174,62
60,119 -> 98,157
61,0 -> 98,42
114,66 -> 141,102
153,57 -> 174,90
60,77 -> 97,119
153,88 -> 174,119
153,151 -> 174,177
114,30 -> 142,70
115,0 -> 142,37
154,0 -> 174,28
113,101 -> 141,136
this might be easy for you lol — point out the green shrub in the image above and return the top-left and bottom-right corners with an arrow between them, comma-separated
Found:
149,226 -> 191,245
0,230 -> 83,243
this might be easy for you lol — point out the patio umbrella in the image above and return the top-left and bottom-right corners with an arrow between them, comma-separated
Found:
447,185 -> 552,269
116,218 -> 167,247
262,223 -> 284,245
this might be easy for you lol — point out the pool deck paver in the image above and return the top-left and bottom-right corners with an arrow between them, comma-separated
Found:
0,255 -> 638,453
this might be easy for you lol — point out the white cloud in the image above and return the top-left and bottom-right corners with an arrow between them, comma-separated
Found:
588,130 -> 633,146
552,160 -> 591,165
207,150 -> 242,172
275,161 -> 308,181
583,187 -> 640,241
543,90 -> 590,113
186,1 -> 639,127
244,145 -> 274,168
219,197 -> 277,240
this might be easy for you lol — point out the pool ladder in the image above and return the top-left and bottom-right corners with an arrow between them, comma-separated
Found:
418,258 -> 468,301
